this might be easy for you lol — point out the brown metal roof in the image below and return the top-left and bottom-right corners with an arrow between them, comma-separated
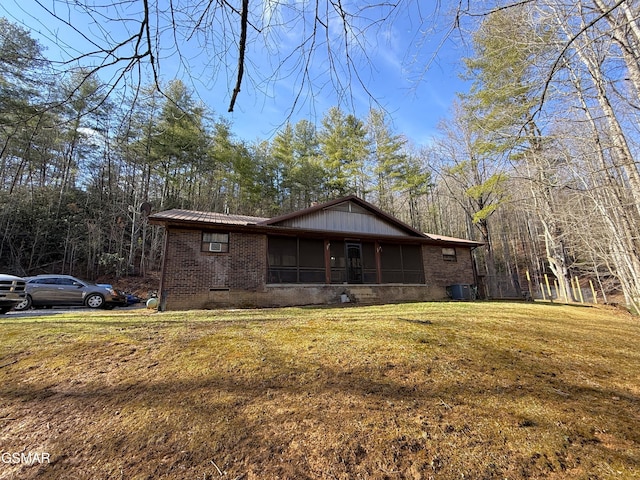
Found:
149,209 -> 268,226
425,233 -> 484,247
148,197 -> 484,247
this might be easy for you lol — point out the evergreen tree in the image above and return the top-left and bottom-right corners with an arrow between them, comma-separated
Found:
150,80 -> 209,209
367,108 -> 408,216
319,107 -> 370,198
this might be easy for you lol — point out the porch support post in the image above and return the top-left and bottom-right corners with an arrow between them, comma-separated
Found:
375,240 -> 382,284
324,239 -> 332,284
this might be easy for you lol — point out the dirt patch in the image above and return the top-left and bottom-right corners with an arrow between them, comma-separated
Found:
96,272 -> 160,301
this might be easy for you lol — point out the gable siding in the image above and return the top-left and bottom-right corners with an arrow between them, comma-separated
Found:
277,210 -> 409,236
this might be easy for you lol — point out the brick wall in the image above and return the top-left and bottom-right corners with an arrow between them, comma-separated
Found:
229,233 -> 267,290
422,244 -> 476,295
160,228 -> 267,310
159,228 -> 477,310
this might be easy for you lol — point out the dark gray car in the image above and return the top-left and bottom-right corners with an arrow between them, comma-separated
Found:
13,275 -> 125,310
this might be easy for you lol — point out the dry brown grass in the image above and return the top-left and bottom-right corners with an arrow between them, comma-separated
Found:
0,302 -> 639,479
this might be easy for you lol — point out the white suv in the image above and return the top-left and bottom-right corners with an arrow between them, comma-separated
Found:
0,274 -> 27,314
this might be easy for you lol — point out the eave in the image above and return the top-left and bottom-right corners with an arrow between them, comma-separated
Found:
148,197 -> 485,249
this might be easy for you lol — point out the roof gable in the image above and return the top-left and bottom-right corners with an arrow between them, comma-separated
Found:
259,196 -> 426,238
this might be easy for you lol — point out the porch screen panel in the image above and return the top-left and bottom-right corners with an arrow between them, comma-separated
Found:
268,237 -> 297,283
380,244 -> 403,283
380,243 -> 425,284
361,242 -> 377,283
268,237 -> 325,283
330,241 -> 346,283
298,239 -> 325,283
401,245 -> 425,283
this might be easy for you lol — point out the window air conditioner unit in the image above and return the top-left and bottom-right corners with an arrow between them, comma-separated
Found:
209,242 -> 223,252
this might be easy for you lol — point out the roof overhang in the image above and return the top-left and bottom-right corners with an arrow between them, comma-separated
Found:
149,196 -> 485,248
423,233 -> 484,248
149,209 -> 268,228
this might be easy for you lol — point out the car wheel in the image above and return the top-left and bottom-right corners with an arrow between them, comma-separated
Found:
13,295 -> 32,311
85,293 -> 105,309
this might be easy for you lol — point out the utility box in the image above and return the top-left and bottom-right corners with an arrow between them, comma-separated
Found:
447,284 -> 473,300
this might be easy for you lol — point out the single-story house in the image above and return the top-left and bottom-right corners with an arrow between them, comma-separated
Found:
148,195 -> 483,310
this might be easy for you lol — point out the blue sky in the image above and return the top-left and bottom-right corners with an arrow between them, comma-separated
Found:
2,1 -> 471,146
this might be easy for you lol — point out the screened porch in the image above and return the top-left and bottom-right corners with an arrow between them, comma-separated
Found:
267,236 -> 425,285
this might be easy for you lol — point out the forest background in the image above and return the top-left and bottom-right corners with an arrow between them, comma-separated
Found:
1,1 -> 640,312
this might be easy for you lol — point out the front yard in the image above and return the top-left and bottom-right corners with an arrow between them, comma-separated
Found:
1,302 -> 638,479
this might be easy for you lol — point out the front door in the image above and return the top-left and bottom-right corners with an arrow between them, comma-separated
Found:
346,243 -> 363,283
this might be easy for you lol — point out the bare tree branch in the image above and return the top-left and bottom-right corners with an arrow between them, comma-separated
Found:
228,0 -> 248,112
533,0 -> 628,122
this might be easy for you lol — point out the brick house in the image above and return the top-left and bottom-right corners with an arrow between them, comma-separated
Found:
148,195 -> 482,310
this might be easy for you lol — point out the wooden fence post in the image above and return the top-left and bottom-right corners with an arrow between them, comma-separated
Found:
544,274 -> 553,302
574,276 -> 585,303
589,279 -> 597,304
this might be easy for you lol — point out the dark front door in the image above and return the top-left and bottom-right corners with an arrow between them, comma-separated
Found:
346,243 -> 363,283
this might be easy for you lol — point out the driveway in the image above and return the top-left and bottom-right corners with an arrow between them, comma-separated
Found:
3,304 -> 145,318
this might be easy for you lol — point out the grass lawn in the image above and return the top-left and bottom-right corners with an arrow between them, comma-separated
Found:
0,302 -> 639,479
